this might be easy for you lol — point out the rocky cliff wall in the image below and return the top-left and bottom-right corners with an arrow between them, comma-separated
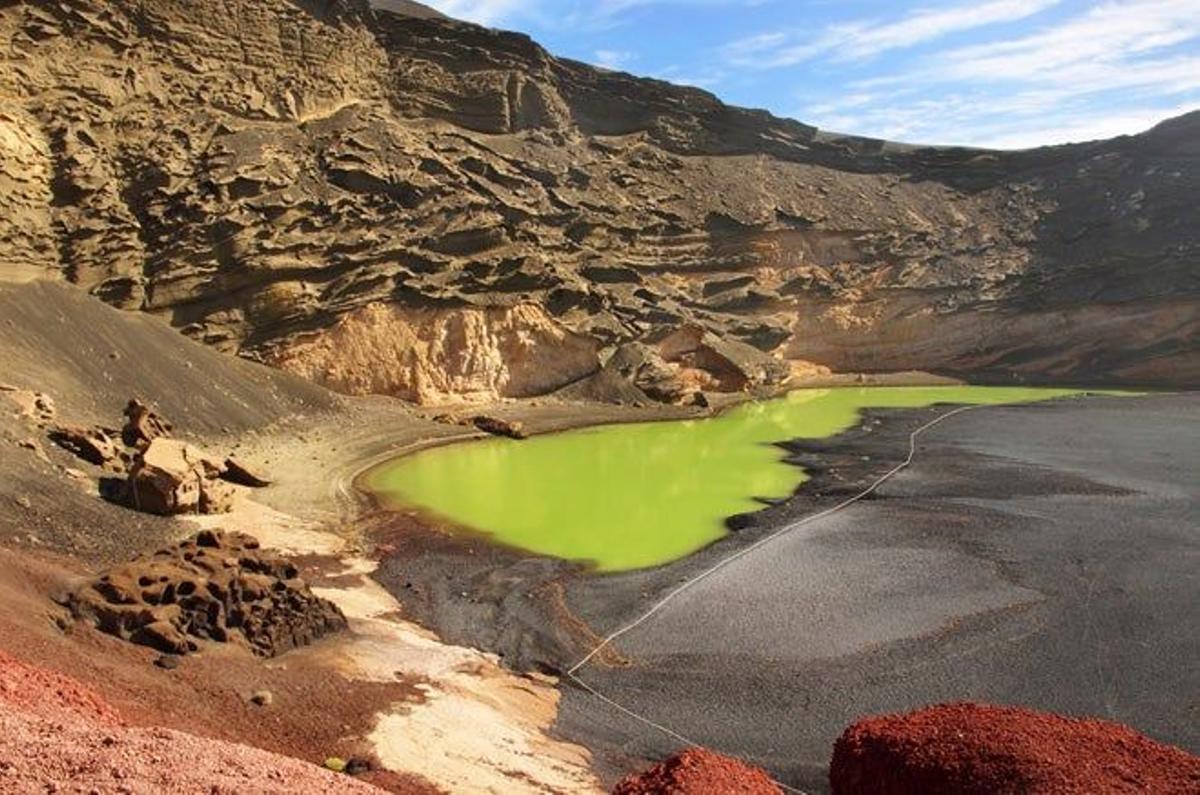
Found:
1,0 -> 1195,400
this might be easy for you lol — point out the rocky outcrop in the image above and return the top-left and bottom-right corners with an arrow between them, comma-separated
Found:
0,0 -> 1196,396
121,398 -> 172,449
830,703 -> 1200,794
68,530 -> 348,657
471,415 -> 526,439
47,425 -> 124,470
614,748 -> 782,794
39,397 -> 268,516
127,438 -> 235,515
263,302 -> 600,403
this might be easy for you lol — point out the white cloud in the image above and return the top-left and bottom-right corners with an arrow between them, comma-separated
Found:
593,49 -> 637,69
796,0 -> 1200,147
418,0 -> 531,26
421,0 -> 771,30
937,0 -> 1200,82
724,0 -> 1061,67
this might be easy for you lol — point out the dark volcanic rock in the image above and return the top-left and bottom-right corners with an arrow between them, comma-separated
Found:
472,415 -> 527,439
68,530 -> 348,658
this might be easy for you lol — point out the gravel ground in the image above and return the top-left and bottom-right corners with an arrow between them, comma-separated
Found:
554,393 -> 1200,793
0,650 -> 388,795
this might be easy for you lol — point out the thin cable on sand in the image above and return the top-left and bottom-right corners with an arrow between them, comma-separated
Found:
565,403 -> 994,795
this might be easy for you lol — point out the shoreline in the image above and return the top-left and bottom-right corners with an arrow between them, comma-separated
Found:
549,391 -> 1199,791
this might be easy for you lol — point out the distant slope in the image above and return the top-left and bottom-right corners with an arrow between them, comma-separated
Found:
369,0 -> 448,20
0,0 -> 1195,396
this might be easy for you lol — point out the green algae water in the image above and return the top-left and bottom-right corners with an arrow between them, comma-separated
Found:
364,387 -> 1116,572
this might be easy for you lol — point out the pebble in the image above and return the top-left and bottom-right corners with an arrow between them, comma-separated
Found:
249,690 -> 273,707
154,655 -> 181,670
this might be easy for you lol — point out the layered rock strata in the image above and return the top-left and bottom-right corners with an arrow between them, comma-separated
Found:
1,0 -> 1195,398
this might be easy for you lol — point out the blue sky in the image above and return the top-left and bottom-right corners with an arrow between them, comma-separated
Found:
415,0 -> 1200,149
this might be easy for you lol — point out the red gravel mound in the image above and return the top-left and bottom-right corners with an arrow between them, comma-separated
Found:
830,702 -> 1200,794
0,650 -> 122,726
614,748 -> 783,794
0,649 -> 384,794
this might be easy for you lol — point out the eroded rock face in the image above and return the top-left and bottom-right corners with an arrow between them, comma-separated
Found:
1,0 -> 1196,395
829,702 -> 1200,795
68,530 -> 348,657
263,302 -> 600,403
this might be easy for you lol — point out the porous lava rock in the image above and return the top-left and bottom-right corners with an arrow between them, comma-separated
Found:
67,530 -> 348,658
829,702 -> 1200,795
614,748 -> 783,794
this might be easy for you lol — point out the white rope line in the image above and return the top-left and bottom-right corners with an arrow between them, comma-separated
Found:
568,402 -> 983,676
567,670 -> 809,794
563,402 -> 999,795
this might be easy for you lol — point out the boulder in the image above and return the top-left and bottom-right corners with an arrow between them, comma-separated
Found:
126,438 -> 228,515
47,424 -> 122,468
121,398 -> 173,449
472,415 -> 527,440
221,457 -> 271,488
68,530 -> 348,658
658,326 -> 789,393
829,702 -> 1200,795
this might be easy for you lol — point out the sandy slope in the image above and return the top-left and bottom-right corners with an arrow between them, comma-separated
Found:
0,278 -> 606,793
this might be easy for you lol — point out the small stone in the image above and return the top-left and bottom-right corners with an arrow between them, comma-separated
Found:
249,690 -> 273,707
154,654 -> 181,670
15,496 -> 31,509
344,758 -> 372,776
323,757 -> 347,773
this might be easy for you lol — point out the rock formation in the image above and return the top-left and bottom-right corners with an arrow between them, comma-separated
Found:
68,530 -> 348,657
0,0 -> 1195,398
38,397 -> 268,516
830,702 -> 1200,794
121,398 -> 172,449
127,438 -> 236,515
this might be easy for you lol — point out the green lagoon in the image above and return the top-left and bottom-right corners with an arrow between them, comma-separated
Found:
364,386 -> 1114,572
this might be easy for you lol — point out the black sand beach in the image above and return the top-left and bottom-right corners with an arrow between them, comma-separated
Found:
551,393 -> 1199,792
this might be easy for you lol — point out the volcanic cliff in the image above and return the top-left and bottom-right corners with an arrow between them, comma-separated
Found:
2,0 -> 1196,402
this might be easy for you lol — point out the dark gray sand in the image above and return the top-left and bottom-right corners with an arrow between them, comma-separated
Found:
552,393 -> 1199,792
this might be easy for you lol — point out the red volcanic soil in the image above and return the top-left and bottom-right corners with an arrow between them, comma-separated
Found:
0,546 -> 439,794
614,747 -> 783,794
830,702 -> 1200,795
0,649 -> 388,794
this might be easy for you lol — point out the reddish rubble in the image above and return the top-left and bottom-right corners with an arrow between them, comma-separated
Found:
613,747 -> 783,794
830,701 -> 1200,795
